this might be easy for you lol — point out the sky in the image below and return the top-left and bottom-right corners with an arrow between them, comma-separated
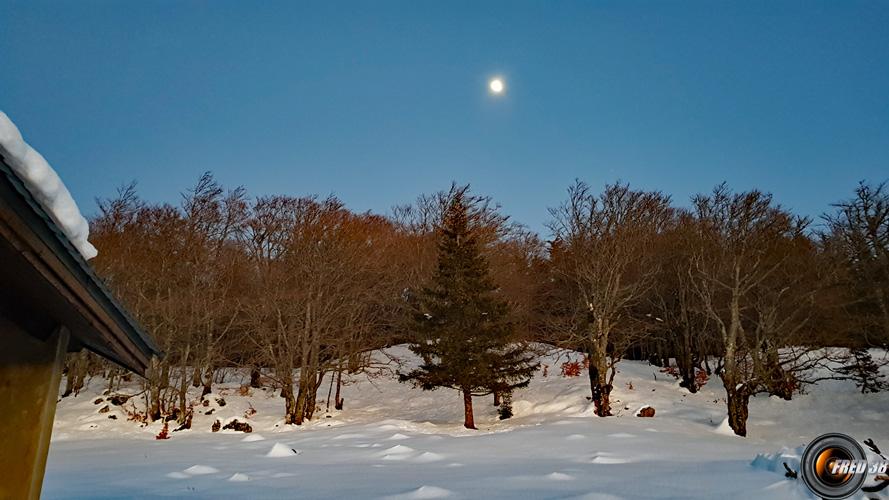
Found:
2,1 -> 887,236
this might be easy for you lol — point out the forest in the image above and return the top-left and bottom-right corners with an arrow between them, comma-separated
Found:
62,174 -> 889,438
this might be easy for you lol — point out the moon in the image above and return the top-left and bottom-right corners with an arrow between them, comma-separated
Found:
489,78 -> 505,94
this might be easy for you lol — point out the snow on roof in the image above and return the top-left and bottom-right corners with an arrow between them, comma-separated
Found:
0,111 -> 97,259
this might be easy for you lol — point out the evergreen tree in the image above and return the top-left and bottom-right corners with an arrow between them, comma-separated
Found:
399,189 -> 538,429
837,348 -> 888,394
497,391 -> 514,420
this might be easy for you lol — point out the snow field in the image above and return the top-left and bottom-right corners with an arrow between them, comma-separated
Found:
44,346 -> 889,499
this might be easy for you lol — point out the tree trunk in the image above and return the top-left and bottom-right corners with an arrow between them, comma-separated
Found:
677,327 -> 698,393
594,383 -> 612,417
588,349 -> 612,417
192,365 -> 201,388
294,307 -> 312,425
725,388 -> 749,437
281,382 -> 298,425
178,344 -> 190,424
106,366 -> 118,395
334,368 -> 344,410
678,354 -> 697,394
462,389 -> 476,429
62,360 -> 76,398
294,380 -> 307,425
304,371 -> 324,421
294,362 -> 312,425
62,350 -> 88,397
250,367 -> 262,388
201,365 -> 213,398
493,391 -> 501,406
147,357 -> 167,421
73,351 -> 88,396
764,345 -> 793,400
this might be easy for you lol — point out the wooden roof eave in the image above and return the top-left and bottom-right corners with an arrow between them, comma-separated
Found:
0,152 -> 160,375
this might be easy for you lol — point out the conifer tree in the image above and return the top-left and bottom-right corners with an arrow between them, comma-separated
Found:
399,188 -> 538,429
838,348 -> 888,394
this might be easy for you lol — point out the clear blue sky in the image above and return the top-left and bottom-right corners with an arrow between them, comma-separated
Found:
2,1 -> 887,235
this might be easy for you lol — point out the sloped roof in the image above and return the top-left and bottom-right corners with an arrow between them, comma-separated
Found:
0,151 -> 159,374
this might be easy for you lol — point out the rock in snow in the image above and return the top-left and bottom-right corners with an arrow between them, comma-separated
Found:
636,405 -> 656,417
0,111 -> 97,259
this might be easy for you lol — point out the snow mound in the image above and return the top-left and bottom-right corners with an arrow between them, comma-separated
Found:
589,453 -> 631,464
713,417 -> 738,436
182,464 -> 219,475
546,472 -> 575,481
750,446 -> 803,474
266,442 -> 298,457
379,445 -> 415,456
415,451 -> 444,463
0,111 -> 97,259
574,494 -> 625,500
608,432 -> 636,438
385,485 -> 454,499
227,472 -> 249,482
241,433 -> 265,442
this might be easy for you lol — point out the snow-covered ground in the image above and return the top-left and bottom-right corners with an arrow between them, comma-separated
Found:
45,347 -> 889,499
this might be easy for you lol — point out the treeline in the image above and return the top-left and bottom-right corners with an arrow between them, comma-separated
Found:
65,174 -> 889,438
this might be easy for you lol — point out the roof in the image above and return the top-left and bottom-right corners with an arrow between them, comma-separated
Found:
0,151 -> 160,374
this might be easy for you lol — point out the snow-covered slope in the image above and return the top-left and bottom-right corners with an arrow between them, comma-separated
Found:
0,111 -> 97,259
45,346 -> 889,499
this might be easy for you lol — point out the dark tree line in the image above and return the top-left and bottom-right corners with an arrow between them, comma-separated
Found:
62,175 -> 888,436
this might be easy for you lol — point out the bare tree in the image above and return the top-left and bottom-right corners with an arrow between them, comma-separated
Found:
547,181 -> 673,416
179,173 -> 248,400
688,184 -> 839,436
823,181 -> 889,346
646,210 -> 713,393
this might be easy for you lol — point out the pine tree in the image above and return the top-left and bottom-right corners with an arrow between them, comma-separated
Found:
497,391 -> 514,420
838,348 -> 888,394
399,189 -> 538,429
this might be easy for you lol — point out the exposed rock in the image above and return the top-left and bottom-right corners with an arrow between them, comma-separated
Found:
108,394 -> 131,406
174,410 -> 193,432
222,419 -> 252,433
637,406 -> 656,417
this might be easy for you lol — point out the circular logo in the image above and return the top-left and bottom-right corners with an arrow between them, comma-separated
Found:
800,433 -> 868,499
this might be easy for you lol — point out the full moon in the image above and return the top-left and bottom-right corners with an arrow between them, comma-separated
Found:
489,78 -> 505,94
